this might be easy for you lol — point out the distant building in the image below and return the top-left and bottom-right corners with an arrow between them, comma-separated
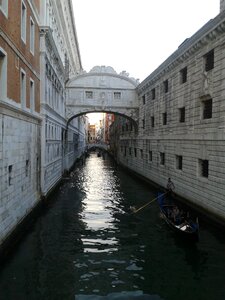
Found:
105,113 -> 115,143
88,124 -> 96,143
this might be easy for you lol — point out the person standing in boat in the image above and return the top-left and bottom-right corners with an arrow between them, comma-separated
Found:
166,178 -> 175,198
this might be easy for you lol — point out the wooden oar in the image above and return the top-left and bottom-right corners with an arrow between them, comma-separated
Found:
130,191 -> 169,215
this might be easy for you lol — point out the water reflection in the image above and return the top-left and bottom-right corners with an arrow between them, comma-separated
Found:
0,153 -> 225,300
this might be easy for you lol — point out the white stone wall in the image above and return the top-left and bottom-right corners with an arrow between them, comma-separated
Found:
116,12 -> 225,221
0,112 -> 40,244
39,1 -> 85,196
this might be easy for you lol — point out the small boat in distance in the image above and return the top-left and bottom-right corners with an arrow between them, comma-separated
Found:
157,192 -> 199,240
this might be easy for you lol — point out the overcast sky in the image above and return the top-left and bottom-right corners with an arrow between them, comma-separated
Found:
72,0 -> 219,83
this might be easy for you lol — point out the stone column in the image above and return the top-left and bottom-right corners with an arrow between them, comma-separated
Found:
220,0 -> 225,12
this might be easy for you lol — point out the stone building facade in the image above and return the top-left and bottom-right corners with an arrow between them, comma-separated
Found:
0,0 -> 41,245
111,6 -> 225,222
39,0 -> 86,196
0,0 -> 86,248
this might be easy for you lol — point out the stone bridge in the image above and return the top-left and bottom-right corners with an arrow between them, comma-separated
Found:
66,66 -> 139,124
87,143 -> 109,151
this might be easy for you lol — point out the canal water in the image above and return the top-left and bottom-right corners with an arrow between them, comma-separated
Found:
0,153 -> 225,300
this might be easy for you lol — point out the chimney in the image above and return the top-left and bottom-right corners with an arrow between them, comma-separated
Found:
220,0 -> 225,12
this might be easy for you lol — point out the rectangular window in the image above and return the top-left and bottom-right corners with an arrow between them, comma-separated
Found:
129,147 -> 132,155
8,165 -> 12,185
151,116 -> 155,128
0,0 -> 8,17
30,17 -> 35,54
124,147 -> 127,157
30,79 -> 35,112
21,1 -> 27,43
142,94 -> 146,105
176,155 -> 183,170
162,112 -> 167,125
179,107 -> 185,123
140,149 -> 143,159
204,49 -> 214,72
199,159 -> 209,178
149,151 -> 152,162
20,69 -> 26,108
203,99 -> 212,119
25,160 -> 29,177
130,122 -> 133,131
85,91 -> 93,99
134,148 -> 137,157
0,48 -> 7,100
114,92 -> 121,99
180,67 -> 187,83
142,119 -> 145,129
160,152 -> 165,165
151,88 -> 155,100
163,79 -> 169,93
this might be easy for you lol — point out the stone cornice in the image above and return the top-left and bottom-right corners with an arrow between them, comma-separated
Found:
0,101 -> 42,124
138,10 -> 225,94
68,67 -> 139,88
68,0 -> 82,70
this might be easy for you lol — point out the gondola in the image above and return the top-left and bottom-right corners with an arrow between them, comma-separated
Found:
157,192 -> 199,240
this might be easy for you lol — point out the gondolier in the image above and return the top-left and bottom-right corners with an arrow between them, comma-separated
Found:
166,177 -> 175,196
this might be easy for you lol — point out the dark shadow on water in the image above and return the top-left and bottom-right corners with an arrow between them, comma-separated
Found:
75,291 -> 165,299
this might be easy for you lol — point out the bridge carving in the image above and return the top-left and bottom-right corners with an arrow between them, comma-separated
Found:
66,66 -> 139,123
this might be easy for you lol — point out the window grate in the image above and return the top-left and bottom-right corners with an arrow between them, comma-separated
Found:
205,50 -> 214,72
203,99 -> 212,119
180,67 -> 187,83
200,159 -> 209,178
179,107 -> 185,123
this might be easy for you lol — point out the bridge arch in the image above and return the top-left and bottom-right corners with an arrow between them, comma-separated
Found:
66,110 -> 138,132
66,66 -> 139,125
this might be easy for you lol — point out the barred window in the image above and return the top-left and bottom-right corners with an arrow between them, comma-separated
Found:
25,160 -> 29,177
151,116 -> 155,128
176,155 -> 183,170
203,99 -> 212,119
151,88 -> 156,100
149,151 -> 152,162
180,67 -> 187,83
199,159 -> 209,178
160,152 -> 165,165
179,107 -> 185,123
163,79 -> 169,93
204,50 -> 214,72
142,94 -> 146,105
114,92 -> 121,99
85,91 -> 93,99
142,119 -> 145,129
162,112 -> 167,125
8,165 -> 12,185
